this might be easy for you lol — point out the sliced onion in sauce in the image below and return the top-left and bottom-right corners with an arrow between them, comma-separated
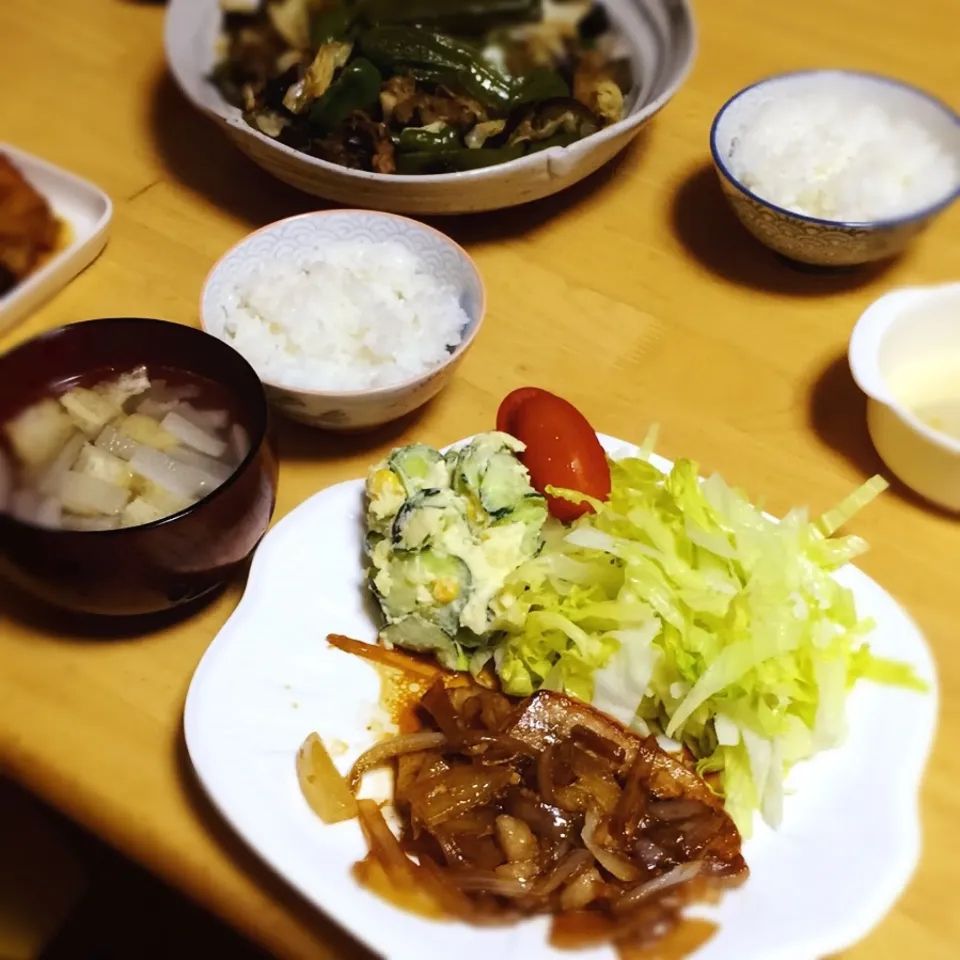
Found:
450,870 -> 533,898
533,848 -> 593,896
297,733 -> 357,824
581,807 -> 639,883
348,732 -> 447,791
613,861 -> 703,912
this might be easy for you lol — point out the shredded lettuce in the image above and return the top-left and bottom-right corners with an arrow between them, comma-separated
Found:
491,447 -> 927,837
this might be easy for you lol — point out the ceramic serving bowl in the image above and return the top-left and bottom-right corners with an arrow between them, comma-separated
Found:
849,282 -> 960,512
164,0 -> 696,215
0,318 -> 279,616
711,70 -> 960,267
200,210 -> 485,431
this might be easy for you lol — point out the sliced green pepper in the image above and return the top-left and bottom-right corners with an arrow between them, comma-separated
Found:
307,58 -> 383,133
512,67 -> 570,107
358,26 -> 515,109
358,0 -> 541,34
526,131 -> 581,153
309,7 -> 357,49
397,126 -> 461,153
395,144 -> 524,174
406,64 -> 469,93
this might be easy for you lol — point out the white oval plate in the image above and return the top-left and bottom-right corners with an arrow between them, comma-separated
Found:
184,435 -> 938,960
0,144 -> 112,337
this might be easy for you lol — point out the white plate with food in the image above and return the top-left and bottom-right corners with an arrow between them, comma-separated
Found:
0,144 -> 112,336
164,0 -> 696,214
184,415 -> 936,960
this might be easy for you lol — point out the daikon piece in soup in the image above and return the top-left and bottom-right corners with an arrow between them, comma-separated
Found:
0,365 -> 252,531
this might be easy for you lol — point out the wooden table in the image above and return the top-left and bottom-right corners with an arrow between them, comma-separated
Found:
1,1 -> 957,957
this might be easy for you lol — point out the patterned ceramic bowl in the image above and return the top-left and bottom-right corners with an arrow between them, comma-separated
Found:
200,211 -> 484,431
164,0 -> 696,215
711,70 -> 960,267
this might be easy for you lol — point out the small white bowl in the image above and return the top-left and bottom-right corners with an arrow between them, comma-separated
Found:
711,70 -> 960,266
200,210 -> 485,431
849,282 -> 960,511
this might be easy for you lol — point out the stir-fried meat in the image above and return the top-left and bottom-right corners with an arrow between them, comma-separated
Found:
379,76 -> 486,130
505,690 -> 638,761
573,48 -> 626,124
338,677 -> 747,954
501,22 -> 577,73
418,91 -> 487,129
0,154 -> 58,296
311,114 -> 396,174
379,75 -> 416,124
371,131 -> 397,174
213,16 -> 289,107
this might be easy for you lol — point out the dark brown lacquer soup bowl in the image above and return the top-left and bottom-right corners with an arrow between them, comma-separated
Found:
0,318 -> 278,616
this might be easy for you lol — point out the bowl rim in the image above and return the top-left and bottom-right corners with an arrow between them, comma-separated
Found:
164,0 -> 698,187
199,209 -> 487,399
709,68 -> 960,230
849,282 -> 960,457
0,316 -> 271,538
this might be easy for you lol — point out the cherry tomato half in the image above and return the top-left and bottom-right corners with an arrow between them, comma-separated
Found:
497,387 -> 611,523
496,386 -> 548,435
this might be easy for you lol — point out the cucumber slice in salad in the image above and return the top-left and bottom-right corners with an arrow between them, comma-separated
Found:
388,444 -> 450,495
496,492 -> 549,553
391,487 -> 468,549
453,432 -> 532,519
479,451 -> 537,519
364,530 -> 385,558
374,547 -> 472,635
380,616 -> 464,672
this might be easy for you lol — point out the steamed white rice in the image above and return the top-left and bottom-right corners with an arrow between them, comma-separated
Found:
221,240 -> 470,391
727,93 -> 959,222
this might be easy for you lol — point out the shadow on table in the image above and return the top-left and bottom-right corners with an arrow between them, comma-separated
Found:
0,578 -> 232,640
150,72 -> 319,227
428,127 -> 651,250
272,403 -> 429,464
806,353 -> 957,518
174,731 -> 378,960
807,353 -> 883,477
671,164 -> 901,295
150,64 -> 648,237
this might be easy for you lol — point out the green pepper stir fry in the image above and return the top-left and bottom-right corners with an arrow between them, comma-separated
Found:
211,0 -> 632,175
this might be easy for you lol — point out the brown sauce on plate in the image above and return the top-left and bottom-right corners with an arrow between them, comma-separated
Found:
326,635 -> 728,959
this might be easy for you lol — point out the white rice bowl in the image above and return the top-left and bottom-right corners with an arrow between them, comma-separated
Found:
219,240 -> 471,393
713,70 -> 960,224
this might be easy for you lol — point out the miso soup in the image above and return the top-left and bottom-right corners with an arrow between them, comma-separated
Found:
0,365 -> 251,531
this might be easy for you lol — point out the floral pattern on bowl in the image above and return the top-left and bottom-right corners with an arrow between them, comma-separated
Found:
201,211 -> 485,431
714,168 -> 935,266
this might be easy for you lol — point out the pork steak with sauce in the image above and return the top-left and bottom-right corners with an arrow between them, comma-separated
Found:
346,677 -> 748,955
